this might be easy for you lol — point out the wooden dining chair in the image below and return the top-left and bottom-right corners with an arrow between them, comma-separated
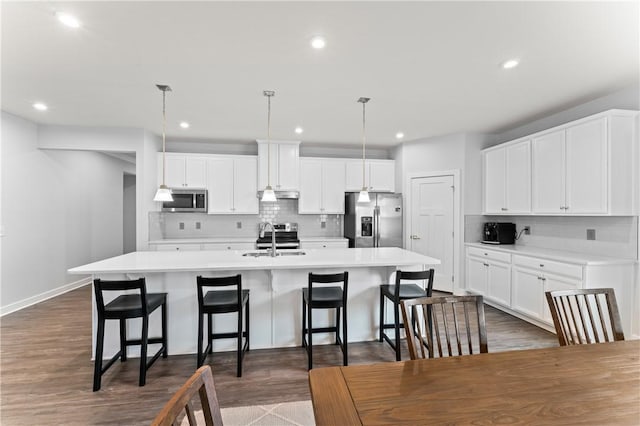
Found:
151,366 -> 223,426
545,288 -> 624,346
400,295 -> 488,359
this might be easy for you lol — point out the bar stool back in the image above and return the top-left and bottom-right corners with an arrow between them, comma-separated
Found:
302,271 -> 349,370
196,274 -> 249,377
93,278 -> 167,391
379,269 -> 435,361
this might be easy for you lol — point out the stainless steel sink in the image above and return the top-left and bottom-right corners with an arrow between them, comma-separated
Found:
242,250 -> 306,257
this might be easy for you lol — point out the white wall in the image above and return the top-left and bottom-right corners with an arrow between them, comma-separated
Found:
1,112 -> 133,314
123,174 -> 136,253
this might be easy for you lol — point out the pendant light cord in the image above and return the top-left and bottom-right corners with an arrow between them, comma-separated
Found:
267,93 -> 271,188
362,100 -> 366,188
162,89 -> 167,186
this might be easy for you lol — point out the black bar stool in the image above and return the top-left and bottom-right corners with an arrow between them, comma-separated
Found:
302,271 -> 349,370
93,278 -> 167,391
196,274 -> 249,377
379,269 -> 434,361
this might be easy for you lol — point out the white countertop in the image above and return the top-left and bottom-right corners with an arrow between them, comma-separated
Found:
149,237 -> 256,244
69,247 -> 440,274
148,237 -> 348,244
465,242 -> 636,266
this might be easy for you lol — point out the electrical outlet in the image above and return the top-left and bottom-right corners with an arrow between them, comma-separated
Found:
587,229 -> 596,240
524,226 -> 531,235
237,222 -> 242,229
195,222 -> 201,230
179,222 -> 184,230
321,222 -> 326,229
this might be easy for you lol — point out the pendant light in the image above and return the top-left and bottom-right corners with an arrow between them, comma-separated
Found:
357,97 -> 371,203
261,90 -> 277,202
153,84 -> 173,202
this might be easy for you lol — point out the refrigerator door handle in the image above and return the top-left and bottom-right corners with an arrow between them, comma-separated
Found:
374,205 -> 381,247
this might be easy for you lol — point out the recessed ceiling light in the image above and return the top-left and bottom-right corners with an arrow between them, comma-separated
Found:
56,12 -> 80,28
179,121 -> 190,129
295,126 -> 304,134
311,36 -> 326,49
502,59 -> 519,69
395,132 -> 404,140
33,102 -> 48,111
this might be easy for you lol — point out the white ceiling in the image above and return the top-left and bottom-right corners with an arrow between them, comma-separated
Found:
2,1 -> 638,148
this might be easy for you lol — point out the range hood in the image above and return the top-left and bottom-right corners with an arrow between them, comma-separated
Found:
256,190 -> 299,199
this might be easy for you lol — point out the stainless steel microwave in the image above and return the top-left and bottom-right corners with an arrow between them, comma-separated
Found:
161,189 -> 207,212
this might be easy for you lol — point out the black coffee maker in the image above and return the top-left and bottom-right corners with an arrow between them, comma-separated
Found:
482,222 -> 516,245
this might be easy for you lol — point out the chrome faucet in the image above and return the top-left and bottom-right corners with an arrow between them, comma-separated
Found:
260,222 -> 277,257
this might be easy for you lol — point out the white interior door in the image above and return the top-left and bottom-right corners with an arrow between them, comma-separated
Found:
410,175 -> 454,292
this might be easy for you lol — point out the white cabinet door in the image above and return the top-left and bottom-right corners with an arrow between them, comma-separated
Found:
505,140 -> 531,213
257,142 -> 278,190
185,157 -> 207,188
155,243 -> 202,251
207,158 -> 234,213
565,117 -> 608,214
321,160 -> 346,213
542,273 -> 580,324
512,266 -> 545,320
532,130 -> 565,214
233,157 -> 258,214
298,159 -> 323,213
345,159 -> 366,191
277,143 -> 299,191
165,155 -> 187,188
369,160 -> 395,192
487,261 -> 511,307
483,147 -> 506,213
302,241 -> 348,249
466,256 -> 488,295
202,242 -> 255,251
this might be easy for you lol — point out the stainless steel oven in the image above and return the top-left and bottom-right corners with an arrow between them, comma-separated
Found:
256,223 -> 300,250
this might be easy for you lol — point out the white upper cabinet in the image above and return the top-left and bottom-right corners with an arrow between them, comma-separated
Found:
299,158 -> 346,214
485,109 -> 638,216
345,159 -> 395,192
257,140 -> 300,192
483,140 -> 531,214
161,154 -> 207,189
207,155 -> 258,214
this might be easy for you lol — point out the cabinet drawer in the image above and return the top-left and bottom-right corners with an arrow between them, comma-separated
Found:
202,242 -> 256,251
513,255 -> 582,280
155,244 -> 202,251
467,247 -> 511,263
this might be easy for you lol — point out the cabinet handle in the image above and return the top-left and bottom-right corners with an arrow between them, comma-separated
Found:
539,264 -> 544,267
565,206 -> 569,210
410,235 -> 421,240
483,263 -> 489,267
541,277 -> 546,281
501,207 -> 508,211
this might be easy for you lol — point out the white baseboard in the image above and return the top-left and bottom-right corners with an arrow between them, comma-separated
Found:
0,277 -> 92,317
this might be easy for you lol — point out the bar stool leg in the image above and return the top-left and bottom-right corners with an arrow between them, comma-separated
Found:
379,291 -> 385,342
394,300 -> 401,362
208,314 -> 213,354
301,295 -> 307,348
93,317 -> 105,392
343,302 -> 348,366
335,306 -> 341,345
307,300 -> 313,371
237,308 -> 242,377
161,302 -> 168,358
139,315 -> 149,387
119,319 -> 127,361
197,310 -> 204,368
246,298 -> 250,351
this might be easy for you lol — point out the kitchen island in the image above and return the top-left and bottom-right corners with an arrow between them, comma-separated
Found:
69,247 -> 440,358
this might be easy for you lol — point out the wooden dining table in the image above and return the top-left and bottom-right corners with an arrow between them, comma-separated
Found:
308,340 -> 640,425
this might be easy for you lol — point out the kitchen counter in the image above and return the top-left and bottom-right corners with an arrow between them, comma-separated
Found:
70,248 -> 440,357
465,242 -> 636,266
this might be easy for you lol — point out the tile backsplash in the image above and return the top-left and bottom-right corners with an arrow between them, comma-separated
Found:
149,199 -> 343,240
464,215 -> 638,260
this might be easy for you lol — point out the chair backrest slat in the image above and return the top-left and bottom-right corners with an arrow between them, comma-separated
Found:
151,366 -> 223,426
401,295 -> 488,360
545,288 -> 624,347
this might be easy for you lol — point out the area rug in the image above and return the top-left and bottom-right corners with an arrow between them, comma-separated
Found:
181,400 -> 315,426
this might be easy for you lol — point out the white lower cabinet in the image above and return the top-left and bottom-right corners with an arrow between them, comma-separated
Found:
151,241 -> 255,251
466,245 -> 635,336
466,247 -> 511,307
202,242 -> 256,251
154,243 -> 202,251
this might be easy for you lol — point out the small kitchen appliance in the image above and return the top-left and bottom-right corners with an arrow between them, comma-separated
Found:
482,222 -> 516,245
161,189 -> 207,212
256,223 -> 300,250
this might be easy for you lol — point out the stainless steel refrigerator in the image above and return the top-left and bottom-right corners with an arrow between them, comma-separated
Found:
344,193 -> 403,248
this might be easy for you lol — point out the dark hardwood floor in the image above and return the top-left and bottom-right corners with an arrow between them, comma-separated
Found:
0,285 -> 558,425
